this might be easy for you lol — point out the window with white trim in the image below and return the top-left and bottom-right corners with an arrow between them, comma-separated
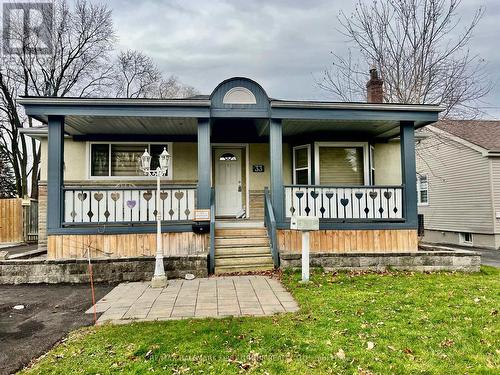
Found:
293,145 -> 311,184
89,143 -> 172,179
459,232 -> 473,245
416,174 -> 429,205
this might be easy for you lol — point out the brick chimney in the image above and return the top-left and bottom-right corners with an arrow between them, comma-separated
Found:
366,67 -> 383,103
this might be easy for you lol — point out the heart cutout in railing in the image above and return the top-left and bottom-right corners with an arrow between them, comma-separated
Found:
143,191 -> 153,201
340,198 -> 349,207
295,191 -> 304,199
77,192 -> 87,201
160,192 -> 168,200
325,192 -> 334,199
355,192 -> 364,200
174,191 -> 184,200
126,200 -> 136,209
110,192 -> 120,201
369,191 -> 378,199
310,191 -> 319,199
94,192 -> 103,202
383,191 -> 392,199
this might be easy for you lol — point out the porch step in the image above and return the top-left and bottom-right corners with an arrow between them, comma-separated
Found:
215,255 -> 274,267
214,264 -> 274,275
215,246 -> 271,257
215,236 -> 269,247
213,227 -> 274,275
215,228 -> 267,237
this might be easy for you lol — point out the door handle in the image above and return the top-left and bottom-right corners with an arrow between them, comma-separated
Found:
238,181 -> 242,192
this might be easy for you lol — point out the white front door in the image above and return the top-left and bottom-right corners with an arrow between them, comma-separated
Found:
215,148 -> 242,216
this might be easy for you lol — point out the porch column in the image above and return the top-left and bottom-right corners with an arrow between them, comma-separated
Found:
47,115 -> 65,231
197,118 -> 211,209
400,121 -> 418,227
270,118 -> 284,221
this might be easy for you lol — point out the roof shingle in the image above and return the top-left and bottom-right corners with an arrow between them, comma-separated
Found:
433,120 -> 500,151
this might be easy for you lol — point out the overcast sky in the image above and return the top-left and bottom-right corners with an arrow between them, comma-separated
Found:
108,0 -> 500,118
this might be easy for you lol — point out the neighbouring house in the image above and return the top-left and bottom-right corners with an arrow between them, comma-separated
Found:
19,74 -> 443,275
417,120 -> 500,250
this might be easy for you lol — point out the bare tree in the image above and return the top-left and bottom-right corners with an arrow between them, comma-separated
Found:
0,0 -> 115,198
113,50 -> 161,98
319,0 -> 491,119
157,75 -> 198,99
113,50 -> 198,99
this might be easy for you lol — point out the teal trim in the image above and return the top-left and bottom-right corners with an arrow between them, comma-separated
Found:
276,221 -> 417,230
400,121 -> 418,227
48,224 -> 194,235
209,188 -> 216,274
47,116 -> 64,230
272,107 -> 438,123
197,118 -> 211,209
24,104 -> 209,120
264,187 -> 279,267
270,119 -> 284,221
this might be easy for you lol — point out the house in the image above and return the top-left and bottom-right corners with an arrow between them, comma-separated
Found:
19,74 -> 442,275
417,120 -> 500,250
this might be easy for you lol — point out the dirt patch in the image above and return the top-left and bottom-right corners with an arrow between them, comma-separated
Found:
0,283 -> 114,375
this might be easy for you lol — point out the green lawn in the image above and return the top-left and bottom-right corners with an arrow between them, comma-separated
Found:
22,267 -> 499,374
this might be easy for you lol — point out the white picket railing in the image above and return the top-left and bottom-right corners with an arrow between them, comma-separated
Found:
284,185 -> 404,220
63,185 -> 196,224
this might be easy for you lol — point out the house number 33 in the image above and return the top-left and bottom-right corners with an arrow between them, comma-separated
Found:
252,165 -> 264,173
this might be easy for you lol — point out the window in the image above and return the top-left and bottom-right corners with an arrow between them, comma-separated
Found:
89,143 -> 172,178
417,174 -> 429,205
315,142 -> 369,185
219,153 -> 237,161
293,145 -> 310,184
459,232 -> 473,245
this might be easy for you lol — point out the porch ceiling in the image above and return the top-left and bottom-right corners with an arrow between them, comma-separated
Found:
282,119 -> 403,139
64,116 -> 198,136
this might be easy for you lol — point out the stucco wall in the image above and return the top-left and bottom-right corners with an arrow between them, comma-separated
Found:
248,143 -> 292,190
40,138 -> 87,181
39,139 -> 292,188
373,141 -> 402,185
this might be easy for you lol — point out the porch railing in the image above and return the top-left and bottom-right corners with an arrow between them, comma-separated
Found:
209,187 -> 216,274
62,185 -> 196,225
264,187 -> 279,267
284,185 -> 404,221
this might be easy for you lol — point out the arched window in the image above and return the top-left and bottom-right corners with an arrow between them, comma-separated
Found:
219,153 -> 237,161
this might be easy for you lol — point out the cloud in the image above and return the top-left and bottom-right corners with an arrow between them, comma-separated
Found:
108,0 -> 500,117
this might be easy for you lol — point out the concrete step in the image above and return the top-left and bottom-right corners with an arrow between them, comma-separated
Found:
215,246 -> 271,257
215,228 -> 267,237
215,237 -> 269,247
214,264 -> 274,275
215,255 -> 273,267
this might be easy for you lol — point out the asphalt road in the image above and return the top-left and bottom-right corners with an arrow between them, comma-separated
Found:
0,283 -> 114,375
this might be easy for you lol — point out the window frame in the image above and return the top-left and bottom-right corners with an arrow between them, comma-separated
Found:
292,144 -> 311,185
87,141 -> 173,180
314,142 -> 370,185
416,174 -> 429,206
459,232 -> 473,246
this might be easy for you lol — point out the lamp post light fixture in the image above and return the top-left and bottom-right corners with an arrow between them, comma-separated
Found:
140,147 -> 171,288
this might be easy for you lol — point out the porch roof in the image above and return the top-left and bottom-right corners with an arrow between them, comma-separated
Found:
19,97 -> 442,140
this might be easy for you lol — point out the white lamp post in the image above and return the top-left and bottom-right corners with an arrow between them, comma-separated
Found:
141,147 -> 170,288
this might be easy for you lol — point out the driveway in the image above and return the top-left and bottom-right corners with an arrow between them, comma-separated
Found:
0,283 -> 114,375
475,247 -> 500,268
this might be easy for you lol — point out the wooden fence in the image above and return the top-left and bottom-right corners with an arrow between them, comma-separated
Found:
0,198 -> 38,244
0,198 -> 23,243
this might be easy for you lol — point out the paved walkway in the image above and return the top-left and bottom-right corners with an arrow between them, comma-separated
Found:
88,276 -> 299,324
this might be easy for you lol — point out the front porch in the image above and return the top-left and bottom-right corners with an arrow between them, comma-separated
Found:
20,77 -> 442,274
